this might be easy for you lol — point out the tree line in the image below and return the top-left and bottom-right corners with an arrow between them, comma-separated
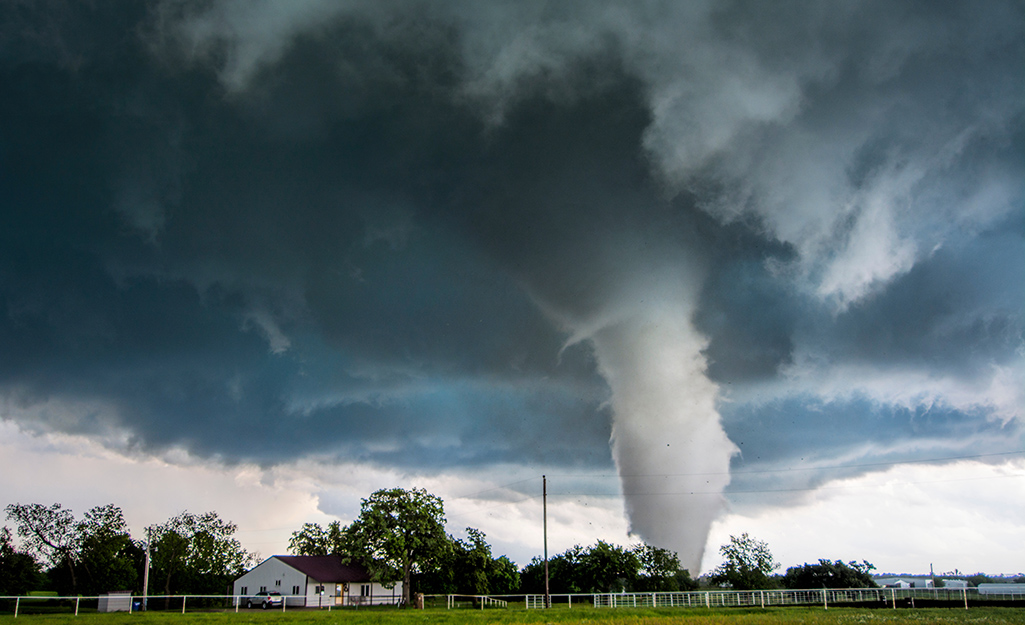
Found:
706,532 -> 1024,590
13,489 -> 987,601
2,503 -> 253,598
2,489 -> 698,602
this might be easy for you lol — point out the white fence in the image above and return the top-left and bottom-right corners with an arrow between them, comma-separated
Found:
573,587 -> 1022,609
0,593 -> 399,617
424,594 -> 508,610
4,587 -> 1023,617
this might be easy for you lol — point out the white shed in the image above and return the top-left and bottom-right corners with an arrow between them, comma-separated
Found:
232,555 -> 402,608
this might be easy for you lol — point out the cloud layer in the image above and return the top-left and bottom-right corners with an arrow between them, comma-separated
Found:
1,0 -> 1022,572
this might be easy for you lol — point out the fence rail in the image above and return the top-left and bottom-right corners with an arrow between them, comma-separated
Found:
0,594 -> 356,617
576,587 -> 1023,610
3,587 -> 1023,617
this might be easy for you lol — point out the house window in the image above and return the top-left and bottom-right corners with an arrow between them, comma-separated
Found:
361,584 -> 371,597
240,587 -> 247,595
259,586 -> 266,593
275,580 -> 281,587
293,586 -> 301,595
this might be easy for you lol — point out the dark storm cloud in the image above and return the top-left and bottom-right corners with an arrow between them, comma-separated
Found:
1,0 -> 631,469
1,0 -> 1022,556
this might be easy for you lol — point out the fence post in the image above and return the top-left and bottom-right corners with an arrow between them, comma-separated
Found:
14,597 -> 19,618
963,588 -> 967,610
76,596 -> 81,616
182,595 -> 187,614
823,589 -> 828,610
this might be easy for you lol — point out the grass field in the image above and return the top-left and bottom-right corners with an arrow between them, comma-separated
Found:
1,606 -> 1023,625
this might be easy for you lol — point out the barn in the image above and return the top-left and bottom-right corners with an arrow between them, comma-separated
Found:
232,555 -> 403,607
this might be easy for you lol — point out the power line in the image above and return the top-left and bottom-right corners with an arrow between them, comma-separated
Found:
547,450 -> 1025,480
548,470 -> 1025,499
442,451 -> 1025,516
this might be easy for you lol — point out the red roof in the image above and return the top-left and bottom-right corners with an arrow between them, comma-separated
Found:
273,556 -> 373,583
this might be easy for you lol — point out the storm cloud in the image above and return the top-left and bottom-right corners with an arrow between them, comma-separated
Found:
1,0 -> 1022,571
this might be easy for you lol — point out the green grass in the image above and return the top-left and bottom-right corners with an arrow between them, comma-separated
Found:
0,606 -> 1023,625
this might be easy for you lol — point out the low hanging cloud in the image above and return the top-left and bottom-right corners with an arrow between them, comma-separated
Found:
0,0 -> 1022,572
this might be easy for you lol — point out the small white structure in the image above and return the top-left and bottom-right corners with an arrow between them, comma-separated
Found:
233,555 -> 402,607
97,591 -> 133,612
942,579 -> 968,589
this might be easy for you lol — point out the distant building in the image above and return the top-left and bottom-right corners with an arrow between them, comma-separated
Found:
942,579 -> 968,588
876,577 -> 934,588
977,584 -> 1025,595
232,555 -> 402,608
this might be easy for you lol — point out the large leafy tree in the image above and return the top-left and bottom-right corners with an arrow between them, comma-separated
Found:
633,544 -> 698,592
782,559 -> 877,589
709,533 -> 779,590
4,503 -> 143,596
421,527 -> 520,596
67,504 -> 141,595
5,503 -> 83,592
344,488 -> 449,606
456,529 -> 520,596
577,541 -> 639,593
149,511 -> 255,596
0,526 -> 44,596
448,528 -> 492,595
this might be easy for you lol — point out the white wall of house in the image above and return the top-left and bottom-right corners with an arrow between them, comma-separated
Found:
232,558 -> 308,607
341,581 -> 403,606
232,557 -> 404,607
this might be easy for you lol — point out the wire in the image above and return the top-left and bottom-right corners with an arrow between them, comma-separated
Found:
546,468 -> 1025,499
546,450 -> 1025,479
441,451 -> 1025,516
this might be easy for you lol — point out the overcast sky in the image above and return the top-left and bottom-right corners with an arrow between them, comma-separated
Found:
1,0 -> 1022,576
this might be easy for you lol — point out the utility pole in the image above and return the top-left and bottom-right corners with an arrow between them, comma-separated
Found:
543,475 -> 550,609
142,527 -> 151,611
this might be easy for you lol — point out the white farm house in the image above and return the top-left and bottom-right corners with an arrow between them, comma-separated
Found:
233,555 -> 402,607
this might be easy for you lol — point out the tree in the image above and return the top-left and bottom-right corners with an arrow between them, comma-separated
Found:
449,528 -> 520,596
577,540 -> 639,592
451,528 -> 492,595
5,503 -> 82,593
288,523 -> 329,556
519,545 -> 587,593
288,521 -> 346,556
520,542 -> 690,594
0,526 -> 44,596
782,559 -> 877,589
60,504 -> 141,596
633,544 -> 698,592
344,488 -> 449,606
709,533 -> 779,590
149,511 -> 255,596
489,555 -> 520,595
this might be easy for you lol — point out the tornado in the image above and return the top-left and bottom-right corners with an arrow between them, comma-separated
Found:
589,297 -> 736,574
